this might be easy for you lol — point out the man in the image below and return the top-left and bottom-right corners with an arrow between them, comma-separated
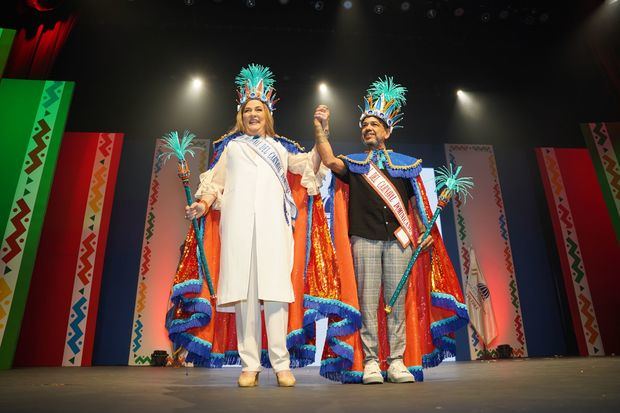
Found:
313,77 -> 469,384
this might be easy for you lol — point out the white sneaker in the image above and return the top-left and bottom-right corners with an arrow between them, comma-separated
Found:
362,360 -> 384,384
387,360 -> 415,383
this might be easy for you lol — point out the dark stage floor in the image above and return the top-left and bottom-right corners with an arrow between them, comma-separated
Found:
0,357 -> 618,413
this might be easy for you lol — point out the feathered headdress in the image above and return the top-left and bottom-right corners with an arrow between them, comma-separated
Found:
359,76 -> 407,131
235,63 -> 279,112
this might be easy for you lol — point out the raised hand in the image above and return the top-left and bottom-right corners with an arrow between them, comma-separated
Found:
314,104 -> 330,133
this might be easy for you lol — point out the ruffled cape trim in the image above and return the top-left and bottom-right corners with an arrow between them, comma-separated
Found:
338,150 -> 422,179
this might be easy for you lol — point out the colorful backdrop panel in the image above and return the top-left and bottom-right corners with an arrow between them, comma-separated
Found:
0,28 -> 16,77
536,147 -> 619,356
14,133 -> 124,367
582,122 -> 620,243
445,144 -> 528,359
0,79 -> 74,369
128,138 -> 210,365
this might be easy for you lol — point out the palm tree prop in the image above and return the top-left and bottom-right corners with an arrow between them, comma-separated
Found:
159,130 -> 215,297
385,164 -> 473,313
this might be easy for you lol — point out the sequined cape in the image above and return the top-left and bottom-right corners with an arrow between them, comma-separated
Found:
324,150 -> 469,383
165,132 -> 362,370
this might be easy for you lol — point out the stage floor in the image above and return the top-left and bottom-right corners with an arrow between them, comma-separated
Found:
0,357 -> 618,412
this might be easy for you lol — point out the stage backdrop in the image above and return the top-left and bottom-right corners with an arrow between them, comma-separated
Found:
536,147 -> 619,356
127,138 -> 210,365
14,133 -> 124,367
0,79 -> 74,369
445,144 -> 528,359
582,122 -> 620,243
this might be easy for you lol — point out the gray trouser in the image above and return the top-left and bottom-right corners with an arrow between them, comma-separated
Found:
351,235 -> 412,365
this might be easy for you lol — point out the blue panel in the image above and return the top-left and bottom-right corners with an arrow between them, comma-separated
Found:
494,145 -> 572,357
93,137 -> 154,365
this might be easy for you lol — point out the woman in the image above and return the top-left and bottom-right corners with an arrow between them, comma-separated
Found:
175,64 -> 325,387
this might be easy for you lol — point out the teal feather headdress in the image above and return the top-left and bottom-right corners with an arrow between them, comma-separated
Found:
359,76 -> 407,131
235,63 -> 278,112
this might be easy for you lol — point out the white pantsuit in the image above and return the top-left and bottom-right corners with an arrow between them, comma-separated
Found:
196,135 -> 322,372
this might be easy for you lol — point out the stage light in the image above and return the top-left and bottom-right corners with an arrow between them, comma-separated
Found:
278,0 -> 290,4
245,0 -> 256,8
456,90 -> 464,97
319,83 -> 328,94
454,7 -> 464,17
539,13 -> 549,23
313,1 -> 324,11
343,0 -> 353,10
426,8 -> 437,19
498,9 -> 509,20
374,4 -> 384,14
184,0 -> 194,5
150,350 -> 169,367
480,12 -> 490,23
190,77 -> 204,92
400,2 -> 410,12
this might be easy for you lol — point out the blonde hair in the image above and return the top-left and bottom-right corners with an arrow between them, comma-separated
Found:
226,100 -> 276,137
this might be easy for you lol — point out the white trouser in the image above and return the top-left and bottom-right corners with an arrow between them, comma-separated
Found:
234,229 -> 291,373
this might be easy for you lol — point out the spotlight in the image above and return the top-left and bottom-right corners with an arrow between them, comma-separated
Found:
400,2 -> 410,12
539,13 -> 549,23
191,77 -> 204,91
278,0 -> 289,4
313,1 -> 324,11
524,14 -> 535,25
184,0 -> 194,5
245,0 -> 256,8
343,0 -> 353,10
374,4 -> 384,14
456,89 -> 464,97
498,9 -> 509,20
453,7 -> 464,17
426,8 -> 437,19
319,83 -> 328,94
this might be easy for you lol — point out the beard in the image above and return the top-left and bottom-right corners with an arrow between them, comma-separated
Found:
361,134 -> 379,148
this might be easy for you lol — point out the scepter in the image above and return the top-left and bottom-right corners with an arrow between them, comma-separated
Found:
159,130 -> 216,297
385,164 -> 473,314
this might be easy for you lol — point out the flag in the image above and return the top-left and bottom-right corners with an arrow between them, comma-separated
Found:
465,247 -> 498,346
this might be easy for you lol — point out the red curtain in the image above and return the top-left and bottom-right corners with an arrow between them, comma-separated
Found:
4,0 -> 77,79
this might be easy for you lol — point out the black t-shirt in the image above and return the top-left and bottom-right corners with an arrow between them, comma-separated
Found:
336,163 -> 414,241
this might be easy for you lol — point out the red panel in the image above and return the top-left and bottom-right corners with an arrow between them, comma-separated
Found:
537,148 -> 620,356
536,149 -> 588,356
555,149 -> 620,355
80,134 -> 123,366
14,133 -> 98,366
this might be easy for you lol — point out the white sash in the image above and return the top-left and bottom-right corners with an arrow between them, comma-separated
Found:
362,162 -> 414,248
239,136 -> 297,225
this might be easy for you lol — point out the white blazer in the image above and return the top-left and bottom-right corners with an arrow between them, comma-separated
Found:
196,136 -> 322,305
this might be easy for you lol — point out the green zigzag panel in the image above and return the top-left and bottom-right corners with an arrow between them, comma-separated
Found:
0,28 -> 16,78
0,79 -> 74,369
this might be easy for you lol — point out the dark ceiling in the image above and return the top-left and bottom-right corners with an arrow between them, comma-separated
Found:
1,0 -> 619,148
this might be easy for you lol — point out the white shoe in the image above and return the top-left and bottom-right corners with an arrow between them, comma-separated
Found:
387,360 -> 415,383
362,360 -> 384,384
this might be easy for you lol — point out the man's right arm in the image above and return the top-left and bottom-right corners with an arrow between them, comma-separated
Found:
313,105 -> 346,176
